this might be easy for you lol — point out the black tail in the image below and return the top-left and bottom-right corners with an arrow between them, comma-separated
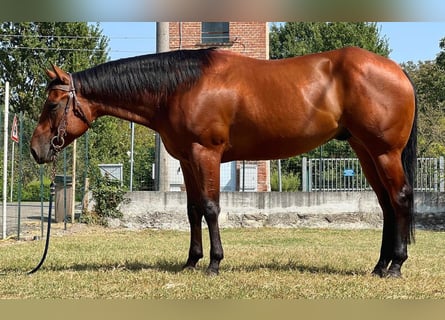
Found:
401,70 -> 417,244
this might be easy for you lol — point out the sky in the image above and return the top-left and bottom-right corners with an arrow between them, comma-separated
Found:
98,22 -> 445,64
379,22 -> 444,62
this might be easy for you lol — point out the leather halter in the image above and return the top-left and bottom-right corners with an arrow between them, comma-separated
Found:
50,73 -> 91,128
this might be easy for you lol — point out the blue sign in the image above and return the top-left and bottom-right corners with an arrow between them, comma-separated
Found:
343,169 -> 355,177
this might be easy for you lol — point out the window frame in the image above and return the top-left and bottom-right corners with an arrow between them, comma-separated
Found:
200,22 -> 232,46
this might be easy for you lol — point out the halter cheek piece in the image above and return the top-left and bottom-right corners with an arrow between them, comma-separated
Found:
49,73 -> 91,152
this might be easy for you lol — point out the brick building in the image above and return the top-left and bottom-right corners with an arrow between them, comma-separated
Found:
168,22 -> 268,59
164,22 -> 270,192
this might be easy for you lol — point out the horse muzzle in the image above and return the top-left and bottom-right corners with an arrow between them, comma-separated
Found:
30,146 -> 52,164
30,135 -> 55,164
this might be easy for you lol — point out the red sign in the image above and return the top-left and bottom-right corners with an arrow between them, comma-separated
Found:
11,114 -> 19,143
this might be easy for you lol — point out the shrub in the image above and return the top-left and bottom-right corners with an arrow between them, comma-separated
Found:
21,178 -> 51,201
86,172 -> 128,226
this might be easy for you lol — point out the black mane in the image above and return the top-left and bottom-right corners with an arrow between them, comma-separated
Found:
72,48 -> 215,104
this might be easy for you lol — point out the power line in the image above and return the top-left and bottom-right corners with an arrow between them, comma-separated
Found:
1,45 -> 154,56
2,46 -> 105,52
0,34 -> 154,41
0,34 -> 102,40
0,33 -> 245,42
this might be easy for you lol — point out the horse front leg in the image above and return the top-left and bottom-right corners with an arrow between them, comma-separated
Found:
188,144 -> 224,275
181,162 -> 204,270
203,197 -> 223,275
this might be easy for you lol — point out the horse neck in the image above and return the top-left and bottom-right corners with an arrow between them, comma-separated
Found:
74,75 -> 163,129
92,97 -> 162,130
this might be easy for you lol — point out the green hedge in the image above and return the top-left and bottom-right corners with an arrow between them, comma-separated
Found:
270,171 -> 301,192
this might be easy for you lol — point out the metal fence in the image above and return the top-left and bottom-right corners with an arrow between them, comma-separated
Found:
301,157 -> 445,192
416,157 -> 445,192
161,156 -> 445,193
302,157 -> 371,192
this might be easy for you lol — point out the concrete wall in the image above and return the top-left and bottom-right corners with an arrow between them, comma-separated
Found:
116,191 -> 445,231
415,192 -> 445,230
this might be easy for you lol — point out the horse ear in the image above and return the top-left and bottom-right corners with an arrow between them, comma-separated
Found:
51,64 -> 70,85
46,68 -> 57,80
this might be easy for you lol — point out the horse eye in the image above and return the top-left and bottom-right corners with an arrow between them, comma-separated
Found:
47,101 -> 59,110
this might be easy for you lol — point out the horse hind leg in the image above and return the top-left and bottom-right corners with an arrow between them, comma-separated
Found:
372,151 -> 414,277
349,138 -> 412,278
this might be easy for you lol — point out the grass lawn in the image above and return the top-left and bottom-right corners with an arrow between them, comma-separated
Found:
0,225 -> 444,299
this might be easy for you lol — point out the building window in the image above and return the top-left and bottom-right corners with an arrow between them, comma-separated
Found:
201,22 -> 230,44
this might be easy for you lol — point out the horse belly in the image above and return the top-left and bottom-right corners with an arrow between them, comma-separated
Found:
222,109 -> 338,162
222,126 -> 335,162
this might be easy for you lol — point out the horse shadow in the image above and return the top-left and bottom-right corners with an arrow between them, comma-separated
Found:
48,259 -> 184,273
45,258 -> 366,276
226,260 -> 367,276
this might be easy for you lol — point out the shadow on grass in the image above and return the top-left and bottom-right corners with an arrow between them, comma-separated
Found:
225,260 -> 368,276
51,259 -> 185,273
0,259 -> 184,274
32,258 -> 367,276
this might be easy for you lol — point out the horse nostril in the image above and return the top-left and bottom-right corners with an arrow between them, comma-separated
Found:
30,147 -> 38,161
30,147 -> 43,164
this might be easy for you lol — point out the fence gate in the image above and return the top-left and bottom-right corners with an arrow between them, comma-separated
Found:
302,157 -> 444,192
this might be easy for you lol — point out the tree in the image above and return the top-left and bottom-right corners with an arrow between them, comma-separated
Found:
436,37 -> 445,68
0,22 -> 157,198
270,22 -> 390,60
0,22 -> 108,119
269,22 -> 391,181
403,60 -> 445,156
0,22 -> 109,193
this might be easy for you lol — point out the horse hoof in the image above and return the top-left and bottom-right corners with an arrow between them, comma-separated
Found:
182,265 -> 197,272
205,268 -> 219,277
371,269 -> 387,278
386,270 -> 402,278
371,268 -> 402,278
386,264 -> 403,278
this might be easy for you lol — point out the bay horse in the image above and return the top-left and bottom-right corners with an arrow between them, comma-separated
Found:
31,47 -> 417,278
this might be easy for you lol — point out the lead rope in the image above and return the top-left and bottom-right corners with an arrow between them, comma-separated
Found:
28,94 -> 68,275
27,184 -> 55,274
28,154 -> 59,275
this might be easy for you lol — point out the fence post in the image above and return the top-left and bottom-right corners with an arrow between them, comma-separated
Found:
440,156 -> 444,192
2,82 -> 9,239
302,157 -> 308,192
434,157 -> 438,192
277,159 -> 282,192
16,111 -> 24,239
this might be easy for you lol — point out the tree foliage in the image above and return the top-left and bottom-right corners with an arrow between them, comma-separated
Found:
0,22 -> 109,119
403,60 -> 445,156
0,22 -> 157,198
0,22 -> 110,192
436,36 -> 445,68
270,22 -> 390,60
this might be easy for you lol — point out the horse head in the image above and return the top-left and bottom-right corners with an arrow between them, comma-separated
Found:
31,65 -> 92,164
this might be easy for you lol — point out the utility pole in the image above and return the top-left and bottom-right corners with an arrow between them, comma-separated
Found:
155,22 -> 170,192
2,82 -> 9,239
